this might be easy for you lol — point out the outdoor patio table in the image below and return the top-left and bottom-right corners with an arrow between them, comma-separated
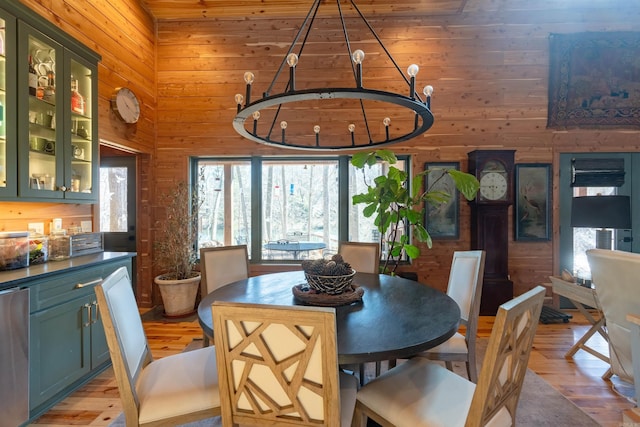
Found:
263,241 -> 326,259
198,270 -> 460,365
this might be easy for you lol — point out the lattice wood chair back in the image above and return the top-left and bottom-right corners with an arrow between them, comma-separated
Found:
465,286 -> 545,427
212,301 -> 342,426
338,241 -> 380,274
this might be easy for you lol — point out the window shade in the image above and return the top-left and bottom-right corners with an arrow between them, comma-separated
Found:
571,158 -> 625,187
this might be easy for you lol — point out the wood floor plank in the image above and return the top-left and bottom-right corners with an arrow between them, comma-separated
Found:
28,309 -> 635,426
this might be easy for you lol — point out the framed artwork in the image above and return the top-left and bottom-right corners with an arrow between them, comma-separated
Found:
515,164 -> 552,241
424,162 -> 459,239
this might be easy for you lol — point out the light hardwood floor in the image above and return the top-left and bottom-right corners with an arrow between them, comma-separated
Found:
29,309 -> 635,426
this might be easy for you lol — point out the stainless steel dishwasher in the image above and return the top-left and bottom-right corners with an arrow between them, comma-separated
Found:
0,287 -> 29,426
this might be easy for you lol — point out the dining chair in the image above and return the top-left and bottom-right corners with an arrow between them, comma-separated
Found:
95,266 -> 221,427
338,241 -> 381,383
211,301 -> 358,427
338,241 -> 380,274
588,248 -> 640,389
415,250 -> 486,383
200,244 -> 250,345
352,286 -> 546,427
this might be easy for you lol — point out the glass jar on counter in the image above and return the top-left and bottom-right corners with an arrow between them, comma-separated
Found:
49,230 -> 70,261
28,232 -> 48,265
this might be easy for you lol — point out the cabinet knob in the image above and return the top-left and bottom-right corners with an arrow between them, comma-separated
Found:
60,185 -> 68,192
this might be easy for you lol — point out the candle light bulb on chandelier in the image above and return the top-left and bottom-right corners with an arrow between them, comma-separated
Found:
281,120 -> 287,142
243,72 -> 255,104
352,49 -> 365,88
423,85 -> 434,109
407,64 -> 419,99
348,123 -> 356,146
314,125 -> 320,146
252,110 -> 260,134
235,93 -> 244,112
383,117 -> 391,140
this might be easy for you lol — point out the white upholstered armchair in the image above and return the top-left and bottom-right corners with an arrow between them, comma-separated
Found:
587,249 -> 640,397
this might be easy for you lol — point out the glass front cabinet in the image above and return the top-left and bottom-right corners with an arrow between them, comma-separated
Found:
0,4 -> 99,202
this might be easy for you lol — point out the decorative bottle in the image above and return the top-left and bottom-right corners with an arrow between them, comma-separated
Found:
71,77 -> 85,115
28,55 -> 38,96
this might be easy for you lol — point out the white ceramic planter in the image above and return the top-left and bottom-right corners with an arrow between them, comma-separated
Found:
154,273 -> 201,317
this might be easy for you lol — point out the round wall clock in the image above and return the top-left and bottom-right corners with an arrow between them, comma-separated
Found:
111,87 -> 141,124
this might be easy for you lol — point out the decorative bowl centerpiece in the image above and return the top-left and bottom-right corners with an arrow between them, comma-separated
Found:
301,255 -> 356,295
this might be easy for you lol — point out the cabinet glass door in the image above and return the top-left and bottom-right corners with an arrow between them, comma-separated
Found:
0,17 -> 6,190
24,29 -> 62,198
68,57 -> 94,196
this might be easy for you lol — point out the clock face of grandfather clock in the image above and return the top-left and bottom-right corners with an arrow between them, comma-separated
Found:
468,150 -> 516,315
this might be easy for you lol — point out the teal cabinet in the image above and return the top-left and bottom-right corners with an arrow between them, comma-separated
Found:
0,2 -> 100,203
25,255 -> 132,419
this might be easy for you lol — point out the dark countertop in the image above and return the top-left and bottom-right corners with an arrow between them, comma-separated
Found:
0,252 -> 136,290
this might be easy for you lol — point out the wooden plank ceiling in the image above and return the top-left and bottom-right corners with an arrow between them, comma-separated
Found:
139,0 -> 466,20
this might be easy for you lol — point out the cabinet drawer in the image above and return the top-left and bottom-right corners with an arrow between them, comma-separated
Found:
30,259 -> 130,312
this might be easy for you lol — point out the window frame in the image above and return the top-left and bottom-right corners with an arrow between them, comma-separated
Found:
191,155 -> 411,263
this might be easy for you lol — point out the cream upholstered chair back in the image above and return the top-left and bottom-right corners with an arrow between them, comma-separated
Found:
95,266 -> 150,420
448,250 -> 485,326
587,248 -> 640,384
420,250 -> 485,382
467,286 -> 545,426
97,267 -> 221,426
211,301 -> 357,427
338,241 -> 380,274
200,245 -> 249,296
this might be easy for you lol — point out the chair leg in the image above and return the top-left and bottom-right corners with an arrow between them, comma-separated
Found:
445,360 -> 454,371
351,403 -> 367,427
467,353 -> 478,383
359,363 -> 366,386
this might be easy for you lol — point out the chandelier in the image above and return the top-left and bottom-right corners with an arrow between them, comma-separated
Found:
232,0 -> 435,151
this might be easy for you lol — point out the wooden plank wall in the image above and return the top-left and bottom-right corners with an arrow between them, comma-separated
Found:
155,0 -> 640,297
6,0 -> 640,306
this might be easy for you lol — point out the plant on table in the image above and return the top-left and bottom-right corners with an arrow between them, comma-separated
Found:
351,149 -> 479,275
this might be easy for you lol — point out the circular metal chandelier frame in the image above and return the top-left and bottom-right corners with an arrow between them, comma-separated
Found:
232,0 -> 435,151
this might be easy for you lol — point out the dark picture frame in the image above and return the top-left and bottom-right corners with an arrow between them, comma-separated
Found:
515,164 -> 552,241
424,162 -> 459,239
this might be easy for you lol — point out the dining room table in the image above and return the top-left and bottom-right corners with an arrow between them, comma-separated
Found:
197,270 -> 461,365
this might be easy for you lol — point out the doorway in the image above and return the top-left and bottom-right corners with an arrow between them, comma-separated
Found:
100,156 -> 136,253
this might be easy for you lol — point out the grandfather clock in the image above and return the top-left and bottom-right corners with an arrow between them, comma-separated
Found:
468,150 -> 515,315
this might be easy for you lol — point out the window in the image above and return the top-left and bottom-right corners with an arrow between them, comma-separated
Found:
193,156 -> 407,262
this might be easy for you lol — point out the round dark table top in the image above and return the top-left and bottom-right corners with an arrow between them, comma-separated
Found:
197,271 -> 460,365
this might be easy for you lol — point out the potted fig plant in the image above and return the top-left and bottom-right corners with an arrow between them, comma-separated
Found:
153,180 -> 203,317
351,149 -> 479,275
